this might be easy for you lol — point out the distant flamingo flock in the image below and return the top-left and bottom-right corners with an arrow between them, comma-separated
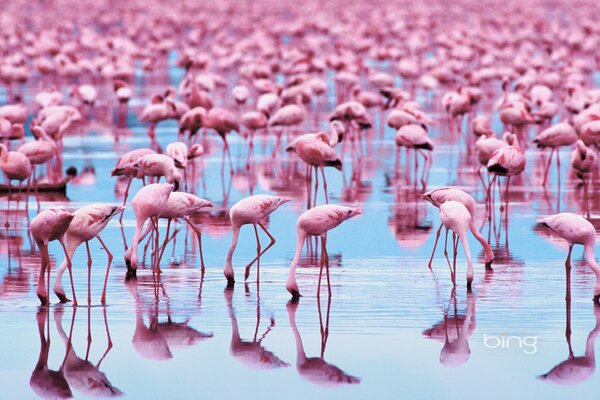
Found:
1,0 -> 600,315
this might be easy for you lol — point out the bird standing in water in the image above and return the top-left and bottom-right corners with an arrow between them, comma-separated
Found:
30,209 -> 75,305
286,204 -> 362,299
53,203 -> 124,305
224,195 -> 289,286
538,213 -> 600,303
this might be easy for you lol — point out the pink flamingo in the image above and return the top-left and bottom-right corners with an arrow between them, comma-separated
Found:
18,125 -> 57,210
203,107 -> 239,175
53,204 -> 124,305
133,153 -> 181,190
533,122 -> 578,186
291,133 -> 343,207
125,192 -> 213,271
538,213 -> 600,303
166,142 -> 203,169
471,115 -> 493,137
395,124 -> 434,187
113,80 -> 132,126
0,143 -> 31,227
224,195 -> 289,285
0,117 -> 24,140
179,107 -> 207,138
286,204 -> 362,298
30,209 -> 75,305
438,201 -> 474,290
139,95 -> 176,150
422,187 -> 494,269
571,140 -> 598,217
486,133 -> 526,227
111,148 -> 155,221
241,110 -> 268,165
0,103 -> 27,124
125,183 -> 173,278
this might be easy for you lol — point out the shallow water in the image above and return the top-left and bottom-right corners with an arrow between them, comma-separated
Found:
1,88 -> 600,399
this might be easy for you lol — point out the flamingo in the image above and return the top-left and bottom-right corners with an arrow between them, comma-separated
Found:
285,121 -> 344,152
125,192 -> 213,271
30,209 -> 75,305
111,148 -> 155,222
18,125 -> 57,210
538,213 -> 600,303
113,80 -> 132,126
0,103 -> 27,124
0,143 -> 32,227
203,107 -> 239,175
241,110 -> 268,164
486,133 -> 526,223
0,117 -> 24,140
124,183 -> 173,278
133,153 -> 181,190
471,115 -> 493,137
421,187 -> 494,268
571,140 -> 598,217
166,142 -> 203,169
438,201 -> 474,290
291,133 -> 343,207
139,95 -> 176,150
53,204 -> 124,305
224,195 -> 289,285
179,107 -> 207,138
533,122 -> 578,186
395,124 -> 434,187
286,205 -> 362,298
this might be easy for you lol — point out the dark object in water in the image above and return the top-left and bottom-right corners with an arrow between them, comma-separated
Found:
0,166 -> 77,195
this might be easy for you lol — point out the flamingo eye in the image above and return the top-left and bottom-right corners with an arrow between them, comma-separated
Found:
347,210 -> 352,214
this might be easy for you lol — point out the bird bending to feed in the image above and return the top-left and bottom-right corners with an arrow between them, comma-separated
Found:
538,213 -> 600,303
125,183 -> 174,278
53,204 -> 124,305
439,201 -> 474,290
422,187 -> 494,269
30,209 -> 75,305
125,192 -> 213,270
286,204 -> 362,299
224,195 -> 289,285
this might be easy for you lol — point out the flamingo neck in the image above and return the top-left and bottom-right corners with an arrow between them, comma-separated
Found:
225,225 -> 240,267
584,242 -> 600,296
287,230 -> 306,287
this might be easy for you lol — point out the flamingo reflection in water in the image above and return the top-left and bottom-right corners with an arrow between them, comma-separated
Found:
539,305 -> 600,385
30,308 -> 72,400
54,307 -> 123,398
422,289 -> 476,367
287,299 -> 360,385
127,279 -> 212,361
224,286 -> 289,370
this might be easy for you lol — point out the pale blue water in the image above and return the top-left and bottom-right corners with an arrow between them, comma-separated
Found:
0,88 -> 599,399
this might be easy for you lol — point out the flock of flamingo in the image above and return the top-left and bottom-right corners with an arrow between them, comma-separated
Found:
2,2 -> 600,392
